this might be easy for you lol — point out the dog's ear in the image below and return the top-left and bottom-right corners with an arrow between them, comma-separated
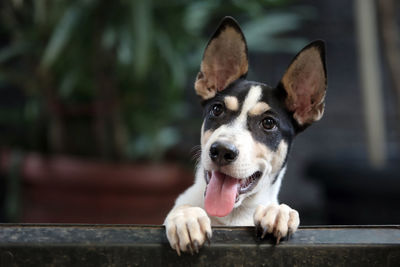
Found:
278,40 -> 327,130
195,16 -> 248,100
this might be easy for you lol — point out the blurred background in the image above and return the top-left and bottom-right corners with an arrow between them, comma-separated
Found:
0,0 -> 399,225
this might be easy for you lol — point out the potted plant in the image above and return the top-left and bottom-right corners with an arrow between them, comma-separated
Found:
0,0 -> 310,223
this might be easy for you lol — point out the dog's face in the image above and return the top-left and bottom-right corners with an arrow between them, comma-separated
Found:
200,81 -> 294,217
195,17 -> 327,218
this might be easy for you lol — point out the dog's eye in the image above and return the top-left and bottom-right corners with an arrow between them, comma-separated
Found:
261,117 -> 277,131
211,103 -> 224,117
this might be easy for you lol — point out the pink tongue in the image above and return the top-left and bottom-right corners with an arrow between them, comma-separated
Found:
204,171 -> 239,217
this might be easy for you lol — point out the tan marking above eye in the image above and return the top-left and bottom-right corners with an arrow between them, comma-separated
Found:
224,96 -> 239,111
248,102 -> 271,116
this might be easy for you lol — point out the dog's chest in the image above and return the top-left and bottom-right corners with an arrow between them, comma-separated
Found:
210,209 -> 255,226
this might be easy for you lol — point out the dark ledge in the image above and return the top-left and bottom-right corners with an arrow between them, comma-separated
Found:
1,225 -> 399,266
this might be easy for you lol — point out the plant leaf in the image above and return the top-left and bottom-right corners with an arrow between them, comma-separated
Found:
155,30 -> 186,89
40,3 -> 83,68
0,42 -> 32,63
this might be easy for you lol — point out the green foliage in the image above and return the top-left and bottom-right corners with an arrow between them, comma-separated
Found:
0,0 -> 313,161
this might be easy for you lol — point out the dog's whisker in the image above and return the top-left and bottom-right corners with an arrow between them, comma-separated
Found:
190,145 -> 202,163
191,153 -> 201,163
190,145 -> 201,154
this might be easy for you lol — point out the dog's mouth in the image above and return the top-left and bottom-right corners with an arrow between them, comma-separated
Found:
205,171 -> 262,196
204,170 -> 262,217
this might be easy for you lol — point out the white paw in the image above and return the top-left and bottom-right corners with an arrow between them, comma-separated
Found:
165,205 -> 212,255
253,203 -> 300,243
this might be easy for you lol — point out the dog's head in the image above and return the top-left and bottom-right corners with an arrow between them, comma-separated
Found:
195,17 -> 327,217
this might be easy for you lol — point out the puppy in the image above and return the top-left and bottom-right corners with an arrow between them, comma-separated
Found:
164,16 -> 327,255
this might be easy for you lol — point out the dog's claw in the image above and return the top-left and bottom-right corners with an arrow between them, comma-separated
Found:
175,244 -> 181,256
206,232 -> 212,245
261,226 -> 268,239
276,233 -> 282,245
288,230 -> 293,240
255,223 -> 263,237
187,244 -> 194,255
193,240 -> 200,254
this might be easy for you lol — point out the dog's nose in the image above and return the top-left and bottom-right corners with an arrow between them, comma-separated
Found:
209,141 -> 239,166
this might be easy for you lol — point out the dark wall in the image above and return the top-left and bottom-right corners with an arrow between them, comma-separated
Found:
261,0 -> 400,224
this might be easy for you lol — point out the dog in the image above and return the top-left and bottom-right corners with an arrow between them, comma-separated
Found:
164,16 -> 327,255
